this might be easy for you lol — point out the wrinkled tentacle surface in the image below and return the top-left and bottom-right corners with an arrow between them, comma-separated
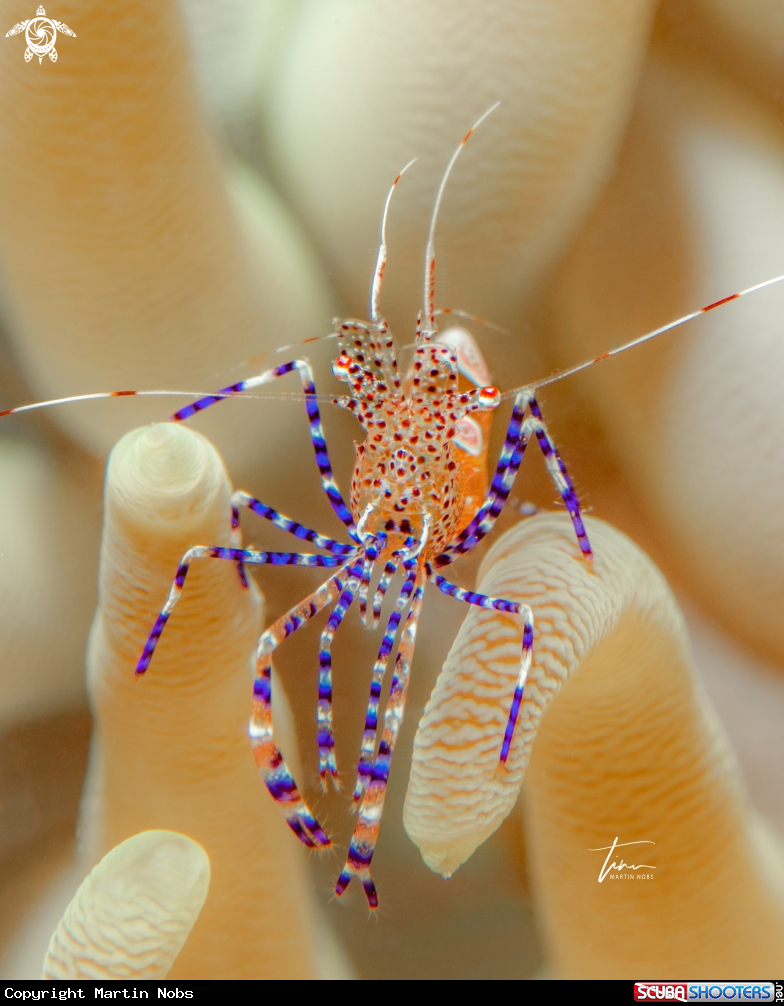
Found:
403,510 -> 784,986
42,831 -> 210,980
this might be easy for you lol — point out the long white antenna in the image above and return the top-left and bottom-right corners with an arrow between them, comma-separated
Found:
6,273 -> 784,418
500,271 -> 784,400
0,389 -> 220,418
371,158 -> 416,323
421,102 -> 500,340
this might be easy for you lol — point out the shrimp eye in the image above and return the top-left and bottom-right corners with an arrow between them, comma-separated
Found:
333,353 -> 353,378
478,385 -> 501,409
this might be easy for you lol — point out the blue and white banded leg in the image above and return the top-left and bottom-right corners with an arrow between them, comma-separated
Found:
317,557 -> 365,788
229,489 -> 355,589
135,546 -> 345,676
354,563 -> 419,802
170,358 -> 358,539
427,566 -> 534,764
231,491 -> 356,557
526,396 -> 592,560
252,566 -> 352,848
370,559 -> 399,629
357,534 -> 387,628
434,389 -> 592,567
337,570 -> 426,907
434,392 -> 531,565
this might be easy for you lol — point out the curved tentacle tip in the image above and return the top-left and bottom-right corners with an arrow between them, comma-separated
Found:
403,512 -> 685,879
42,831 -> 210,980
107,423 -> 229,529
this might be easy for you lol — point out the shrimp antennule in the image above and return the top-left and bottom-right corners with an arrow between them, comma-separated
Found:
422,101 -> 500,339
371,158 -> 416,324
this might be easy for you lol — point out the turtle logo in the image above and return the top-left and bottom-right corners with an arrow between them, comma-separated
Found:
5,6 -> 75,63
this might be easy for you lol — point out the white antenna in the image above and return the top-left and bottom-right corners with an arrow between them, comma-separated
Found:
371,158 -> 416,323
421,102 -> 500,340
501,272 -> 784,399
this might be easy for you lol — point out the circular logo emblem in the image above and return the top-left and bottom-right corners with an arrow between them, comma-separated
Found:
24,15 -> 56,60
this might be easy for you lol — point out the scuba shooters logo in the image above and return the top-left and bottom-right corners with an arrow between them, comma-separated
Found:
634,983 -> 778,1001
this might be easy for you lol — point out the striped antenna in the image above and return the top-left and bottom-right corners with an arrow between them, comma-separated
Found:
5,275 -> 783,420
3,326 -> 350,418
371,158 -> 417,323
0,387 -> 339,419
422,102 -> 501,340
0,389 -> 222,419
501,272 -> 784,400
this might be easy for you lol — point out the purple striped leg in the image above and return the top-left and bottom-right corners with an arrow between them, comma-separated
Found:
434,391 -> 592,567
370,558 -> 399,629
353,563 -> 419,802
427,567 -> 522,614
170,359 -> 357,539
231,491 -> 356,557
229,506 -> 250,589
357,547 -> 374,628
434,392 -> 530,566
357,534 -> 386,628
337,569 -> 426,908
526,397 -> 592,559
317,557 -> 365,789
426,566 -> 534,764
135,546 -> 345,676
252,566 -> 352,847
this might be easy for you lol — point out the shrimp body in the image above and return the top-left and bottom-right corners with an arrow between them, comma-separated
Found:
336,322 -> 500,557
133,107 -> 591,909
